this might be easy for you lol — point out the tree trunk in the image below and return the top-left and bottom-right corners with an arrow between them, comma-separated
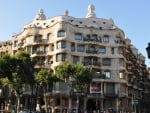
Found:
16,95 -> 21,113
43,87 -> 48,113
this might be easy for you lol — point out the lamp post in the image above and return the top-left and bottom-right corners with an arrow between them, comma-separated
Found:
146,43 -> 150,59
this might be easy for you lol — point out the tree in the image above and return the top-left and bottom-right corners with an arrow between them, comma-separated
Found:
73,62 -> 93,91
0,53 -> 16,80
55,61 -> 93,113
35,69 -> 59,113
56,61 -> 93,92
0,51 -> 35,113
55,60 -> 75,82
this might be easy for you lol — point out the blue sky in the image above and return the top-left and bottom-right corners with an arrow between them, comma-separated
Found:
0,0 -> 150,66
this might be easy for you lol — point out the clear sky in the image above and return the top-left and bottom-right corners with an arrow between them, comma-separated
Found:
0,0 -> 150,66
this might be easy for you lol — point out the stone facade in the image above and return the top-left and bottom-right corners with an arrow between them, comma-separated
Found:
0,5 -> 150,113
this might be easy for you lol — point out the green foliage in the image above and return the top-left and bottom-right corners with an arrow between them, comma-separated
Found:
55,61 -> 93,91
55,60 -> 75,82
35,69 -> 59,113
35,69 -> 59,86
0,53 -> 16,80
0,51 -> 35,95
15,51 -> 35,84
73,62 -> 93,90
35,69 -> 49,86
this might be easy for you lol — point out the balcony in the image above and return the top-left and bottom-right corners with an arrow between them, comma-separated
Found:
32,51 -> 47,57
34,39 -> 48,44
86,49 -> 98,54
93,73 -> 105,79
82,61 -> 101,67
103,93 -> 118,98
83,37 -> 101,43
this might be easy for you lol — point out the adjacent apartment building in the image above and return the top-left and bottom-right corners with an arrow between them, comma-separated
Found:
0,5 -> 150,113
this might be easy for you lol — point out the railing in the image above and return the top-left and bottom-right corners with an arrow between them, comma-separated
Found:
82,61 -> 101,66
103,93 -> 118,98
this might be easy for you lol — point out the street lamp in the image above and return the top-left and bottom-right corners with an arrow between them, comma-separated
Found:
146,43 -> 150,59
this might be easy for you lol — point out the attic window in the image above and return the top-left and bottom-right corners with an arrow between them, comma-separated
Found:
51,20 -> 54,23
79,22 -> 83,24
75,25 -> 79,27
93,21 -> 96,23
99,27 -> 102,29
36,23 -> 39,25
43,23 -> 46,25
70,20 -> 74,22
103,22 -> 106,24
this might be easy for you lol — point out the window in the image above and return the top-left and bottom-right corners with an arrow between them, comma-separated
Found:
118,48 -> 123,54
33,46 -> 40,54
119,72 -> 124,79
14,41 -> 18,47
88,46 -> 96,53
115,36 -> 122,44
41,57 -> 46,65
103,35 -> 109,43
72,56 -> 79,64
50,44 -> 54,51
44,45 -> 48,53
26,46 -> 31,53
98,47 -> 106,54
104,70 -> 111,79
102,58 -> 111,66
47,56 -> 53,65
57,30 -> 65,37
75,33 -> 82,40
61,41 -> 66,48
91,34 -> 97,41
47,33 -> 51,40
86,35 -> 90,40
111,48 -> 114,54
34,34 -> 42,42
56,41 -> 66,49
90,47 -> 95,51
77,45 -> 85,52
71,43 -> 75,52
56,53 -> 66,62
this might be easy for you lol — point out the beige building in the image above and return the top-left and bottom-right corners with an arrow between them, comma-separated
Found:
0,5 -> 150,113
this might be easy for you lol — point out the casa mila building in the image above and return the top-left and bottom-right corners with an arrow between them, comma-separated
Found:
0,5 -> 150,113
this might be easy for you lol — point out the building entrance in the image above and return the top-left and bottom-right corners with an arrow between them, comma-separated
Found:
86,99 -> 100,112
